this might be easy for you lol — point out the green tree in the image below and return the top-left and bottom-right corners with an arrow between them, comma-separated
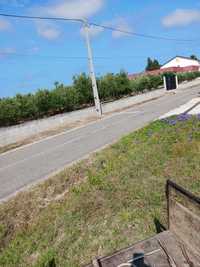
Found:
115,71 -> 132,96
73,73 -> 93,105
145,57 -> 160,71
98,73 -> 117,100
0,97 -> 21,126
1,70 -> 199,127
15,93 -> 38,121
190,54 -> 198,60
35,89 -> 53,116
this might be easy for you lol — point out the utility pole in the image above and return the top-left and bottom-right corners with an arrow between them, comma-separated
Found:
0,13 -> 102,115
83,19 -> 102,116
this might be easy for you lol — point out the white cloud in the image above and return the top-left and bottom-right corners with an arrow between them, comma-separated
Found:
104,18 -> 132,38
112,19 -> 132,38
162,9 -> 200,27
0,18 -> 11,31
80,25 -> 103,38
34,0 -> 104,19
36,21 -> 61,40
32,0 -> 104,40
80,17 -> 132,39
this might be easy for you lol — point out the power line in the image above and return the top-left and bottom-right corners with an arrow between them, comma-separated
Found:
90,23 -> 199,42
0,12 -> 198,43
0,52 -> 106,61
0,52 -> 88,60
0,51 -> 167,60
0,52 -> 120,59
0,13 -> 84,23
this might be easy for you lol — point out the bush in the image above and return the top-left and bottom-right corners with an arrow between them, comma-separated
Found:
73,73 -> 93,105
98,73 -> 118,100
130,75 -> 162,93
0,98 -> 21,126
98,71 -> 132,101
177,71 -> 200,83
115,71 -> 132,96
0,71 -> 199,127
15,93 -> 38,121
50,84 -> 77,113
148,75 -> 163,89
35,89 -> 53,116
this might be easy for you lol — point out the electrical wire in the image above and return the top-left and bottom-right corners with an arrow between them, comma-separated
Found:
0,52 -> 166,60
0,12 -> 199,43
0,52 -> 88,60
0,12 -> 84,23
90,22 -> 199,42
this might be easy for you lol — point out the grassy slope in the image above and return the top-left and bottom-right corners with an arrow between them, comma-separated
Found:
0,117 -> 200,267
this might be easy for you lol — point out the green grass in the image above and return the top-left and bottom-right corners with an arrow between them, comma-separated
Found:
0,117 -> 200,267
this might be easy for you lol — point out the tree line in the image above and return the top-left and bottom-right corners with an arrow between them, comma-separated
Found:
0,71 -> 200,127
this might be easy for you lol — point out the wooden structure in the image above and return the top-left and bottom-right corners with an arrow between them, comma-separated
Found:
86,180 -> 200,267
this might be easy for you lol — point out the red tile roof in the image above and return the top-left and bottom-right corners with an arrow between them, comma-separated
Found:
128,66 -> 200,80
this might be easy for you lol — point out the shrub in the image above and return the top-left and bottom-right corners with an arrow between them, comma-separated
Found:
35,89 -> 53,116
73,73 -> 93,105
135,76 -> 151,92
98,71 -> 131,101
50,84 -> 76,113
177,71 -> 200,83
15,93 -> 38,121
98,73 -> 118,100
148,75 -> 163,89
0,71 -> 199,127
115,71 -> 132,96
0,97 -> 21,126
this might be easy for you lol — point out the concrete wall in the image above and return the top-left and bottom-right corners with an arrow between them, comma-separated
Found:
0,107 -> 96,147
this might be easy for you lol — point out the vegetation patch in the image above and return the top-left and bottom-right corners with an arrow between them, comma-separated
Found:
0,116 -> 200,266
1,71 -> 200,127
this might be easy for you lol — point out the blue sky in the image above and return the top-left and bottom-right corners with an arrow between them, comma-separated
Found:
0,0 -> 200,97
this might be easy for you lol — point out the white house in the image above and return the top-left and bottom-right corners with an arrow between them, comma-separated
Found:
161,56 -> 200,70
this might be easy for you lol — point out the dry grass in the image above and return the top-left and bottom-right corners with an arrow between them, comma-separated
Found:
0,117 -> 199,266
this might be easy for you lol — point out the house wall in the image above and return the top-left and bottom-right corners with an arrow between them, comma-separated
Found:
161,57 -> 200,69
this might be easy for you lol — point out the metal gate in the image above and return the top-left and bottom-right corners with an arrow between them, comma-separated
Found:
164,73 -> 177,90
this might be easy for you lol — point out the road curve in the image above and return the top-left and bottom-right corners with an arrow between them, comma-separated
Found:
0,85 -> 199,200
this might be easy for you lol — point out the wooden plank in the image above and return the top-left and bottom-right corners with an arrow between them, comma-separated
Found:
85,231 -> 200,267
169,199 -> 200,257
85,231 -> 192,267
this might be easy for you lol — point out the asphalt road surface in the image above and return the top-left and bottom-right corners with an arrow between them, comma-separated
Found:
0,85 -> 200,200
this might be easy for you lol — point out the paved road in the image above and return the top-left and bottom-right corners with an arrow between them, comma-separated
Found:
0,85 -> 200,200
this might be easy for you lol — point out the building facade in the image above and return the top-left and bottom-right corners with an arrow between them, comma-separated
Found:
161,56 -> 200,70
129,56 -> 200,80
